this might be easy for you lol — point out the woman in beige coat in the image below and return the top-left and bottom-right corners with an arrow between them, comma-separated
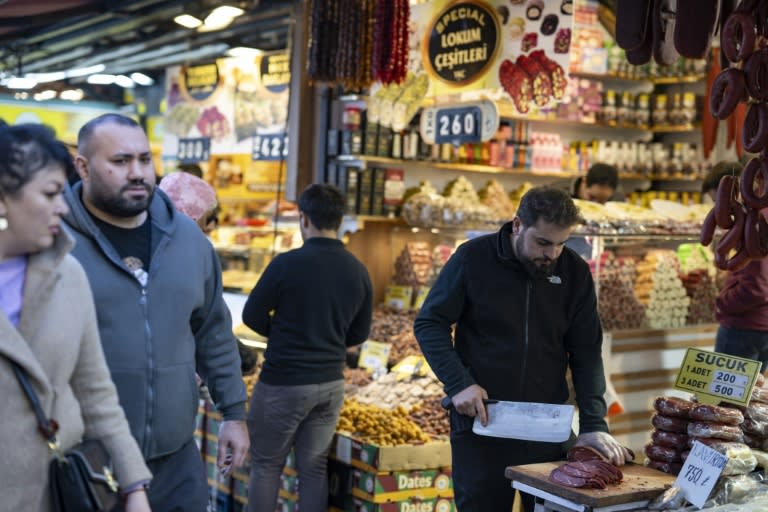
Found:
0,122 -> 152,511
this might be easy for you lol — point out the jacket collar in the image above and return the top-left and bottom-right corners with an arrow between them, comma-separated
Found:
496,221 -> 519,264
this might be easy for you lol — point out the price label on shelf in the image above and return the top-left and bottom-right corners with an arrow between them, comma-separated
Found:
177,137 -> 211,163
675,348 -> 760,406
384,285 -> 413,310
420,100 -> 499,145
358,340 -> 391,372
413,287 -> 431,311
674,441 -> 727,508
252,133 -> 288,161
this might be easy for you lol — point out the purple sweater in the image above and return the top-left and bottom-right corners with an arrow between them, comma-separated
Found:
716,257 -> 768,331
0,255 -> 27,327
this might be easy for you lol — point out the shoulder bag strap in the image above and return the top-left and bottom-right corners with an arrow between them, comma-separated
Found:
10,362 -> 60,445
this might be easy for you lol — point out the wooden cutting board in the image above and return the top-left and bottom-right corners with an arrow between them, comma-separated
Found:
505,461 -> 676,507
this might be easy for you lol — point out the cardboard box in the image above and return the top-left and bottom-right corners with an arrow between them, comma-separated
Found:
352,469 -> 453,502
328,458 -> 355,510
350,496 -> 456,512
332,433 -> 451,473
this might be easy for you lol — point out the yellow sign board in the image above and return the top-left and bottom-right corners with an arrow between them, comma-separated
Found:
413,287 -> 431,311
675,348 -> 761,406
384,285 -> 413,310
391,355 -> 434,381
358,340 -> 392,372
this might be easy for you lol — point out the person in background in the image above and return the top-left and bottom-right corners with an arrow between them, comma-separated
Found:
0,121 -> 151,511
158,170 -> 218,234
414,186 -> 632,512
62,113 -> 248,511
702,162 -> 768,372
242,184 -> 373,512
571,163 -> 620,204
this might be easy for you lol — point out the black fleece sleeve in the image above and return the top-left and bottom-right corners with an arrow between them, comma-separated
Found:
242,256 -> 281,337
564,271 -> 609,434
414,250 -> 476,397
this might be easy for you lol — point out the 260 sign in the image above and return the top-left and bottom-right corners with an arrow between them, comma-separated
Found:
435,106 -> 481,144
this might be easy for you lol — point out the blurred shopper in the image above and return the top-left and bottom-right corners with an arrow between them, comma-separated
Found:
702,162 -> 768,371
159,170 -> 218,234
242,184 -> 373,512
0,121 -> 151,511
414,186 -> 632,512
63,113 -> 248,511
571,163 -> 620,204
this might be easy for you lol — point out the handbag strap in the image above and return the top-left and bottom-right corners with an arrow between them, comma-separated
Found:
11,362 -> 60,447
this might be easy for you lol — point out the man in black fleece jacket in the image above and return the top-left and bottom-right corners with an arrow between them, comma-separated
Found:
414,186 -> 631,512
242,184 -> 372,512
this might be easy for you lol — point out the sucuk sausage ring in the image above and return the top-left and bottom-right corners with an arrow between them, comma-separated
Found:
744,49 -> 768,101
722,12 -> 757,63
740,157 -> 768,209
700,208 -> 717,246
645,442 -> 683,463
743,103 -> 768,153
652,414 -> 690,434
743,207 -> 768,258
687,421 -> 745,442
710,68 -> 747,119
652,429 -> 690,448
714,175 -> 737,228
690,403 -> 745,425
653,396 -> 695,418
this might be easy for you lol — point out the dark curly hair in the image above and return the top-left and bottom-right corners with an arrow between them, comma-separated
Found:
517,186 -> 584,228
0,120 -> 71,198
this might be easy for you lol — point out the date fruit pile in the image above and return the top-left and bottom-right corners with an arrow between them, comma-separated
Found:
408,397 -> 450,438
336,398 -> 431,446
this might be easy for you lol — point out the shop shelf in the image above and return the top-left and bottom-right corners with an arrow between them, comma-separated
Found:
333,154 -> 580,178
620,173 -> 701,181
568,71 -> 652,86
651,123 -> 700,133
652,75 -> 706,85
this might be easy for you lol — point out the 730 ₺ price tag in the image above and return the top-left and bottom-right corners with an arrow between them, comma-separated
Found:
675,348 -> 761,406
252,133 -> 288,161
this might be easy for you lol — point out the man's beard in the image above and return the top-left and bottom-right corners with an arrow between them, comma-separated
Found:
89,180 -> 154,218
515,236 -> 555,278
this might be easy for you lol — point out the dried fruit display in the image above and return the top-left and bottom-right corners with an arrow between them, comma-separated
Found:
634,251 -> 690,329
336,398 -> 431,445
352,371 -> 443,411
393,242 -> 432,289
479,180 -> 516,224
369,307 -> 421,364
681,269 -> 717,325
408,397 -> 450,438
594,254 -> 645,331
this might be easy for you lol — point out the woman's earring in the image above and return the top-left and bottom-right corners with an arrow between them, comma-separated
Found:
0,216 -> 7,231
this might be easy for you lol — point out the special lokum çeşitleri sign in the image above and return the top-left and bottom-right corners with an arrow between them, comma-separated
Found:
425,1 -> 500,85
182,62 -> 220,101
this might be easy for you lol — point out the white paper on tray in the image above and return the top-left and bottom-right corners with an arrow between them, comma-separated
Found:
472,401 -> 575,443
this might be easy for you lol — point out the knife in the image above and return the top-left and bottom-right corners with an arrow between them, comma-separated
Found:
439,396 -> 574,443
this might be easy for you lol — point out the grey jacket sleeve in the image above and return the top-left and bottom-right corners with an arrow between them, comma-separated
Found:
193,246 -> 247,421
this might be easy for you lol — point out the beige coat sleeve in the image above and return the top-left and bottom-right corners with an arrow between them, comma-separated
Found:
69,272 -> 152,488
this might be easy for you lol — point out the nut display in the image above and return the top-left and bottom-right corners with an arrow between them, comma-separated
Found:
369,307 -> 421,364
408,397 -> 450,438
336,398 -> 431,446
634,250 -> 690,329
392,242 -> 432,289
479,179 -> 516,224
351,371 -> 443,411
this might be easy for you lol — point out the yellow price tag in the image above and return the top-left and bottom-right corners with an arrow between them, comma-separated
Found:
358,340 -> 391,372
675,348 -> 761,406
384,285 -> 413,310
391,355 -> 432,380
413,287 -> 431,310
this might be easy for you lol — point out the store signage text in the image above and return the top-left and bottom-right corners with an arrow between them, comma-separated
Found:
183,63 -> 220,101
260,53 -> 291,93
425,0 -> 499,85
675,348 -> 760,406
675,441 -> 726,508
252,133 -> 288,161
176,137 -> 211,163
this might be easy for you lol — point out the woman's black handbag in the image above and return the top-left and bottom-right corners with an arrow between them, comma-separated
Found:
12,362 -> 120,511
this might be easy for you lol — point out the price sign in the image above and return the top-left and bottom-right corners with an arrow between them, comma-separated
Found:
674,441 -> 727,508
391,355 -> 432,381
252,133 -> 288,161
420,100 -> 499,145
177,137 -> 211,163
358,340 -> 391,372
384,285 -> 413,310
413,287 -> 431,311
675,348 -> 761,406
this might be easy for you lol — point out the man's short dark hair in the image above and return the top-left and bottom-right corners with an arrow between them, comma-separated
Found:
0,121 -> 70,197
297,183 -> 345,231
585,163 -> 619,190
77,113 -> 142,156
702,161 -> 742,195
517,186 -> 584,228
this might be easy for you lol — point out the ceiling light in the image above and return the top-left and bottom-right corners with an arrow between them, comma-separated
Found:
174,14 -> 203,29
130,72 -> 154,86
87,74 -> 115,85
114,75 -> 135,88
199,5 -> 244,32
60,89 -> 84,101
67,64 -> 106,78
6,76 -> 38,89
34,90 -> 58,101
227,46 -> 263,58
25,71 -> 67,83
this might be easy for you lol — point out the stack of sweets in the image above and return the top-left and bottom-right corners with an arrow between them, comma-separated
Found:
392,242 -> 432,291
646,396 -> 694,475
680,269 -> 717,325
479,179 -> 516,224
634,250 -> 690,328
429,243 -> 455,286
593,253 -> 645,330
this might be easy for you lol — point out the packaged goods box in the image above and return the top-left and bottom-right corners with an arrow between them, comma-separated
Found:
350,496 -> 456,512
352,468 -> 453,502
332,433 -> 451,473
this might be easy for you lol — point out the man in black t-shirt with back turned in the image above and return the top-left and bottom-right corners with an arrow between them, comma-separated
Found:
242,183 -> 373,512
